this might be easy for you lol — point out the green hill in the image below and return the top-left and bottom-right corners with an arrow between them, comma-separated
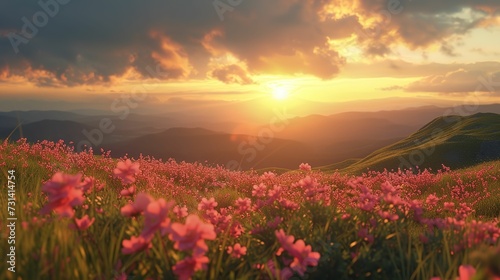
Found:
325,113 -> 500,173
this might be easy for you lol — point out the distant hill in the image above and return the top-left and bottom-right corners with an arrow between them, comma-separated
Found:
0,120 -> 93,144
327,113 -> 500,173
0,110 -> 85,123
0,116 -> 21,129
106,127 -> 314,170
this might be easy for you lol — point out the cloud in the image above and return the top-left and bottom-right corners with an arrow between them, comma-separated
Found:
210,64 -> 254,85
405,68 -> 500,94
0,0 -> 499,87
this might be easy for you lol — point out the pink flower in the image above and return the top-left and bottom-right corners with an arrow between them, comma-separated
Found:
141,198 -> 173,239
458,265 -> 476,280
431,265 -> 477,280
378,210 -> 399,222
444,202 -> 455,211
275,229 -> 321,275
40,172 -> 85,218
169,215 -> 216,256
113,159 -> 140,185
289,239 -> 321,276
235,197 -> 251,213
173,205 -> 188,219
227,243 -> 247,258
299,163 -> 312,171
275,229 -> 296,253
80,177 -> 94,193
252,183 -> 267,197
71,215 -> 95,231
426,194 -> 439,206
121,192 -> 153,217
197,197 -> 217,211
121,236 -> 150,254
120,185 -> 136,197
173,255 -> 209,280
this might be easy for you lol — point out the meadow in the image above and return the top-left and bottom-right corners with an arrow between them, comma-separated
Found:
1,138 -> 499,280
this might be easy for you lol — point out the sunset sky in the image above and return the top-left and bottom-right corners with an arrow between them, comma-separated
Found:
1,0 -> 500,113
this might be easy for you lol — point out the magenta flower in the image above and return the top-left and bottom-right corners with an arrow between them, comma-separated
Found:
252,183 -> 267,197
227,243 -> 247,258
141,198 -> 173,239
235,197 -> 251,213
197,197 -> 218,211
299,163 -> 312,171
120,185 -> 136,197
120,192 -> 153,217
275,229 -> 321,276
173,255 -> 209,280
288,240 -> 321,276
40,172 -> 85,218
71,215 -> 95,231
169,214 -> 216,256
173,205 -> 189,219
121,236 -> 150,255
113,159 -> 140,185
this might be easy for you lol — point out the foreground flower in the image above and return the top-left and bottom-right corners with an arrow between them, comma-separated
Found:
174,205 -> 189,219
227,243 -> 247,258
173,255 -> 209,280
141,198 -> 173,239
169,214 -> 216,256
113,159 -> 140,184
121,236 -> 150,255
71,215 -> 95,231
197,197 -> 217,211
458,265 -> 476,280
120,185 -> 136,197
40,172 -> 85,218
275,229 -> 321,276
430,265 -> 477,280
289,239 -> 321,276
121,192 -> 153,217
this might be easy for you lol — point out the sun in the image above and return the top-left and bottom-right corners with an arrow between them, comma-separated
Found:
271,86 -> 290,100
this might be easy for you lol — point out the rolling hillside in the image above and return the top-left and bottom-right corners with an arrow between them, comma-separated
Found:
326,113 -> 500,173
107,127 -> 315,170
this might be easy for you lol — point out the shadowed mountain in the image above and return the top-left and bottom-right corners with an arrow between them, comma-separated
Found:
0,110 -> 85,123
0,120 -> 93,144
106,127 -> 314,170
0,116 -> 21,129
326,113 -> 500,174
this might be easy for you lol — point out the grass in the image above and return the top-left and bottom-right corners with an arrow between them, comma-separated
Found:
0,139 -> 499,279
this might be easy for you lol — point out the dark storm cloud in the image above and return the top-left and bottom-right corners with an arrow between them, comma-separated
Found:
0,0 -> 499,86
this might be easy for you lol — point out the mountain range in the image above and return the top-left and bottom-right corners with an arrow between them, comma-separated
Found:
1,103 -> 500,171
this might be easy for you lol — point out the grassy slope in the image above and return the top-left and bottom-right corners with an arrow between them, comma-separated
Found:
323,113 -> 500,174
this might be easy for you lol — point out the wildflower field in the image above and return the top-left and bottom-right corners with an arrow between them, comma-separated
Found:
1,139 -> 500,280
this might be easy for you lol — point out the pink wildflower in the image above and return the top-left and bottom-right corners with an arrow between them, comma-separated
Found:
252,183 -> 267,197
71,215 -> 95,231
40,172 -> 85,218
120,192 -> 153,217
121,236 -> 150,254
289,239 -> 321,276
169,214 -> 216,256
235,197 -> 251,213
173,255 -> 209,280
299,163 -> 312,171
120,185 -> 136,197
113,159 -> 140,185
173,205 -> 188,219
141,198 -> 173,239
197,197 -> 217,212
227,243 -> 247,258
